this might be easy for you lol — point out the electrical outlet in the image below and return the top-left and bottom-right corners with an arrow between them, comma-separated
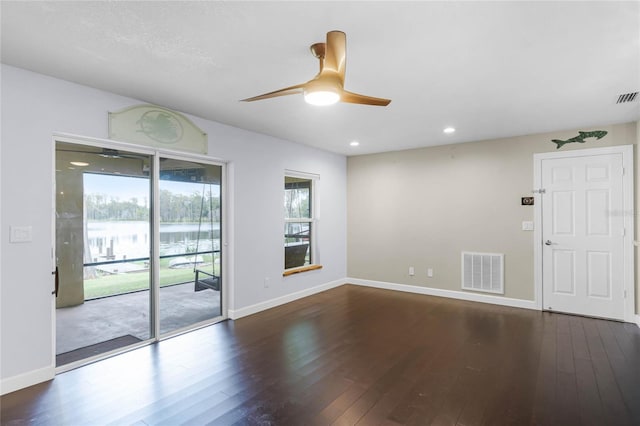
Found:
264,277 -> 270,288
427,268 -> 433,278
409,266 -> 415,276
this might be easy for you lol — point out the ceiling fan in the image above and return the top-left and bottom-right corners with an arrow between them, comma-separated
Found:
241,30 -> 391,107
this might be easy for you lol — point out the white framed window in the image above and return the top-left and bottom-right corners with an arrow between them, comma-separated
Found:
284,170 -> 319,272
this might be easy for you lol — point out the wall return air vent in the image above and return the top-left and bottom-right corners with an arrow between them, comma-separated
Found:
616,92 -> 638,104
462,252 -> 504,294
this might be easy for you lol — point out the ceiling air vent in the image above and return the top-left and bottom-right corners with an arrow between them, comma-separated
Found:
616,92 -> 638,104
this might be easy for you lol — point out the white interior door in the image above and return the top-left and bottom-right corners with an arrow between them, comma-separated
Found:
541,151 -> 626,320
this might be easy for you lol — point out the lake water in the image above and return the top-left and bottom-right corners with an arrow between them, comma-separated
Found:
87,221 -> 221,262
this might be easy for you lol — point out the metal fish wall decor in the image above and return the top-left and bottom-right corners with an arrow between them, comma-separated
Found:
551,130 -> 607,149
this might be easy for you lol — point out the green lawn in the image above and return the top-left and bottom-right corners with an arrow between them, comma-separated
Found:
84,257 -> 219,299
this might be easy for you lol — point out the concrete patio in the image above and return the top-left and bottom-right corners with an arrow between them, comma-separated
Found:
56,282 -> 222,363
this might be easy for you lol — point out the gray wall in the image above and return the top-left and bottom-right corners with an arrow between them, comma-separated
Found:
348,122 -> 638,304
0,65 -> 347,389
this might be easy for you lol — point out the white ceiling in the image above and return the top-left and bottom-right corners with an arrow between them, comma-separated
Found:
1,1 -> 639,156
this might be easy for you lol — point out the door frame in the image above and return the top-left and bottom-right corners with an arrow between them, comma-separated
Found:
154,150 -> 229,340
533,145 -> 635,322
52,132 -> 230,372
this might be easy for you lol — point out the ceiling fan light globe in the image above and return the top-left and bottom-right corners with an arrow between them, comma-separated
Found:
304,90 -> 340,106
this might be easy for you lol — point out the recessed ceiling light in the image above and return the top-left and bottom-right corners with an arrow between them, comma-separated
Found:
350,141 -> 360,146
443,127 -> 456,134
70,161 -> 89,167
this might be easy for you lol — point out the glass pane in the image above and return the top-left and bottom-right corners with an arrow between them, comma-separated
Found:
55,142 -> 152,366
159,158 -> 222,334
284,177 -> 311,219
284,222 -> 311,268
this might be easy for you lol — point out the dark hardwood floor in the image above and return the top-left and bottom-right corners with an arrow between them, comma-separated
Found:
2,285 -> 639,425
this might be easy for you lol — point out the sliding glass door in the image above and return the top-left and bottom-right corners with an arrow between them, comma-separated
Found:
158,158 -> 223,334
55,142 -> 153,366
55,140 -> 224,368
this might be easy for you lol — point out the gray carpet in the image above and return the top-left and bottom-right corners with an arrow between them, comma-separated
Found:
56,282 -> 221,356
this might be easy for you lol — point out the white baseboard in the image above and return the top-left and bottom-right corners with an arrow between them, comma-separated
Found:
347,278 -> 538,310
1,365 -> 55,396
635,315 -> 640,328
228,277 -> 538,319
228,278 -> 346,320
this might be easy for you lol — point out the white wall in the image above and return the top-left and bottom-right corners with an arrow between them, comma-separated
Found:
0,65 -> 347,392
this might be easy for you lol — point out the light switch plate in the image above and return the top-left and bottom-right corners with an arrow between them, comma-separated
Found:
10,225 -> 33,243
522,221 -> 534,231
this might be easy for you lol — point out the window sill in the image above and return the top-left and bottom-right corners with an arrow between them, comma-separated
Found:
283,264 -> 323,277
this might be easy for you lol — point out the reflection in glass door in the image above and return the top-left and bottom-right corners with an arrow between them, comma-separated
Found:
55,142 -> 152,366
159,158 -> 223,335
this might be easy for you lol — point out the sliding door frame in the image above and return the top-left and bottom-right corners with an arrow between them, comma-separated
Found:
156,151 -> 227,340
52,132 -> 228,373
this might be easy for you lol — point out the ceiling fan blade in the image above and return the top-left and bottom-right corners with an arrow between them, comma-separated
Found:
240,83 -> 305,102
341,90 -> 391,106
241,31 -> 390,106
323,31 -> 346,83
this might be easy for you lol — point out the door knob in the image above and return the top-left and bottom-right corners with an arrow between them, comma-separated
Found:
545,240 -> 553,246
